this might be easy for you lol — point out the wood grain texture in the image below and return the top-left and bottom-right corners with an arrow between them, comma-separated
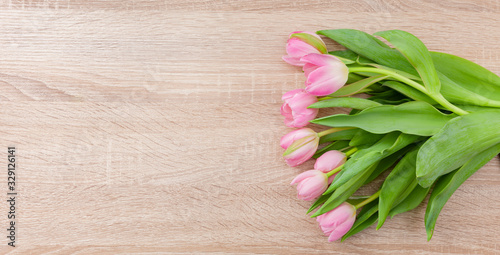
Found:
0,0 -> 499,254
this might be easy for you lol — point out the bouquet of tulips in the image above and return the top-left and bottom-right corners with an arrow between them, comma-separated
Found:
280,29 -> 500,242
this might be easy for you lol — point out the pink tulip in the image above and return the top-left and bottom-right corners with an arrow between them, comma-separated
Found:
282,31 -> 327,66
314,150 -> 346,183
316,202 -> 357,242
282,128 -> 319,166
281,89 -> 319,128
314,150 -> 346,173
290,170 -> 328,201
301,53 -> 349,96
280,128 -> 316,149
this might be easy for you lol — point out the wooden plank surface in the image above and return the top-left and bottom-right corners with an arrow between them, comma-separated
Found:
0,0 -> 499,254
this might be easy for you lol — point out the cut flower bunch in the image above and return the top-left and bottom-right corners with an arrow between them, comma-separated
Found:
280,29 -> 500,242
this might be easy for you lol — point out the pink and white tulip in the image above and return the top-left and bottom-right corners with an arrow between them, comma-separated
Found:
301,53 -> 349,96
281,89 -> 318,128
280,128 -> 317,149
282,31 -> 327,66
290,170 -> 328,201
316,202 -> 356,242
282,128 -> 319,166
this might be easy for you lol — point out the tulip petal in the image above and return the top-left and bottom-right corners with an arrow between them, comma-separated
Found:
314,150 -> 347,173
284,143 -> 318,166
289,109 -> 318,127
286,39 -> 320,59
327,216 -> 355,242
303,63 -> 320,78
290,170 -> 317,185
319,203 -> 356,229
301,53 -> 342,67
282,89 -> 305,101
280,128 -> 315,149
282,55 -> 304,66
305,65 -> 349,96
287,93 -> 317,112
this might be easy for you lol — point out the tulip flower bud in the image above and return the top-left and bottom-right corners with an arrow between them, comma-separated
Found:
290,170 -> 328,201
314,150 -> 346,173
280,128 -> 317,149
282,128 -> 319,167
301,53 -> 349,96
314,150 -> 346,183
281,89 -> 319,128
282,31 -> 328,66
316,202 -> 356,242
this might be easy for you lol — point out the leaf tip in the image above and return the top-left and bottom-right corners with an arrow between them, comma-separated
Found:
311,210 -> 322,218
426,229 -> 434,241
416,176 -> 433,188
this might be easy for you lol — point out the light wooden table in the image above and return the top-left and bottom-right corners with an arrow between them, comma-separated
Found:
0,0 -> 499,254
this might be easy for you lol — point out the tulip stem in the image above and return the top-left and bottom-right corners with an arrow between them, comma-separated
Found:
344,147 -> 358,157
326,164 -> 344,177
349,67 -> 426,92
318,127 -> 354,137
355,190 -> 381,209
317,96 -> 333,101
348,67 -> 468,116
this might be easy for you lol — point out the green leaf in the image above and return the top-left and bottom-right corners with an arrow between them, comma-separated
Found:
371,98 -> 412,106
425,143 -> 500,240
346,196 -> 371,205
329,49 -> 373,64
349,129 -> 384,147
363,145 -> 414,185
355,200 -> 379,224
317,29 -> 417,75
389,185 -> 430,218
313,163 -> 378,217
416,110 -> 500,187
309,97 -> 382,110
378,149 -> 419,229
431,51 -> 500,102
329,132 -> 420,191
347,73 -> 366,84
307,193 -> 330,214
312,101 -> 454,136
342,213 -> 378,242
329,49 -> 359,61
383,81 -> 437,105
438,72 -> 500,108
365,83 -> 390,94
319,129 -> 358,143
313,140 -> 351,158
328,75 -> 389,97
374,30 -> 441,95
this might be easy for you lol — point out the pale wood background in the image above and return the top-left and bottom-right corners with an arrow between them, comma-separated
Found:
0,0 -> 499,254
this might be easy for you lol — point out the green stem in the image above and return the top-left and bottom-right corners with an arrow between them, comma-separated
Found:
317,127 -> 354,137
344,147 -> 358,157
355,190 -> 381,209
318,96 -> 333,101
326,164 -> 344,177
325,147 -> 357,178
348,67 -> 468,116
349,67 -> 427,93
431,93 -> 469,116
